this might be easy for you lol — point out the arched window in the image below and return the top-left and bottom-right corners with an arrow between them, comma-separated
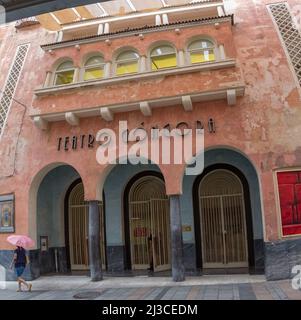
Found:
116,51 -> 139,76
54,61 -> 75,85
150,45 -> 177,71
84,56 -> 105,81
188,39 -> 215,64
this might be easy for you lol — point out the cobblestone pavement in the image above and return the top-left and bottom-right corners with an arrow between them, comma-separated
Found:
0,275 -> 300,300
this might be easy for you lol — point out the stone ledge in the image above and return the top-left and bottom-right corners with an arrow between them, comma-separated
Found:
30,85 -> 245,127
34,59 -> 237,97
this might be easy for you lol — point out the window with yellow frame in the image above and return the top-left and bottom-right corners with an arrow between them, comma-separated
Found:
188,40 -> 216,64
54,61 -> 75,86
84,56 -> 105,81
151,45 -> 177,71
116,51 -> 139,76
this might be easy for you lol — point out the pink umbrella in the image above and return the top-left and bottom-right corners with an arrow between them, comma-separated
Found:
7,235 -> 35,249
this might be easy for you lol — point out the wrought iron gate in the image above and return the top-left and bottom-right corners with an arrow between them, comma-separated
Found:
68,182 -> 106,270
129,176 -> 170,272
199,170 -> 248,268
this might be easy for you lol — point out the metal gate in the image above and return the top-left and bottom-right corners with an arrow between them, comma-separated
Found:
68,182 -> 106,270
129,176 -> 170,272
199,170 -> 248,268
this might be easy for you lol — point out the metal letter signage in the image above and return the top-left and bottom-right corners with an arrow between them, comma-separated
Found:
57,119 -> 216,152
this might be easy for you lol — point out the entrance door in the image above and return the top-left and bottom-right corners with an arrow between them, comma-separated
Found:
129,176 -> 170,272
68,182 -> 106,270
199,170 -> 248,268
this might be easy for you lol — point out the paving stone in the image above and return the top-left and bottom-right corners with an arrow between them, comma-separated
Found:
154,286 -> 172,300
161,287 -> 177,300
171,286 -> 191,300
0,277 -> 299,300
265,283 -> 289,300
143,288 -> 163,300
238,284 -> 257,300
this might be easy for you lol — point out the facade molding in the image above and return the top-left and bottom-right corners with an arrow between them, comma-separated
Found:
41,15 -> 234,51
35,59 -> 237,96
31,85 -> 245,127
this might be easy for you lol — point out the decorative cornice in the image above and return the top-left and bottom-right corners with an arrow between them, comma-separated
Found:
34,59 -> 237,97
31,85 -> 245,127
41,15 -> 234,51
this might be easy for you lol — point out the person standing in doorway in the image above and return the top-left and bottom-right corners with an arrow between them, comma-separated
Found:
147,233 -> 154,273
10,246 -> 32,292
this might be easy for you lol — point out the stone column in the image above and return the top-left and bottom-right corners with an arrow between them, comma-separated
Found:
104,22 -> 110,34
98,23 -> 104,35
139,55 -> 147,73
217,5 -> 225,17
170,195 -> 185,282
155,14 -> 162,26
44,71 -> 53,87
219,44 -> 226,60
162,13 -> 169,25
56,30 -> 63,42
73,67 -> 80,83
178,50 -> 185,67
104,61 -> 112,78
88,201 -> 102,281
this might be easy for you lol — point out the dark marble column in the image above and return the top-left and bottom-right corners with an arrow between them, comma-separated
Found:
170,195 -> 185,282
88,201 -> 102,281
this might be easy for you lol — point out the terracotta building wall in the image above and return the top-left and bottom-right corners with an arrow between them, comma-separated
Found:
0,0 -> 300,249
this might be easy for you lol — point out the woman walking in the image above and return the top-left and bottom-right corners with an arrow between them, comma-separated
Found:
10,246 -> 32,292
7,235 -> 35,292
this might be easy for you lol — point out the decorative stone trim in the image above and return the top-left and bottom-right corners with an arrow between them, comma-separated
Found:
268,3 -> 301,88
31,85 -> 245,128
65,112 -> 79,126
41,15 -> 234,51
33,116 -> 49,130
0,43 -> 29,137
35,59 -> 236,97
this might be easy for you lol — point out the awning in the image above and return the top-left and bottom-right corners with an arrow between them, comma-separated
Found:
35,0 -> 200,31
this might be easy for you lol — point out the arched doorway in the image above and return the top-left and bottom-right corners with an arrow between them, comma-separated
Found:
198,169 -> 248,269
125,173 -> 171,272
66,180 -> 106,271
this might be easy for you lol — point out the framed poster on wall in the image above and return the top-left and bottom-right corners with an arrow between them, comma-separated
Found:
277,171 -> 301,237
0,194 -> 15,233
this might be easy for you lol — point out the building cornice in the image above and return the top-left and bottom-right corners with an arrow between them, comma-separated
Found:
41,15 -> 234,51
61,0 -> 224,28
31,84 -> 245,129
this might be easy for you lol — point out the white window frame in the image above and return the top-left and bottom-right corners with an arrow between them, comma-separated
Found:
187,39 -> 217,65
54,61 -> 75,86
115,51 -> 140,76
150,45 -> 177,71
83,56 -> 106,81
